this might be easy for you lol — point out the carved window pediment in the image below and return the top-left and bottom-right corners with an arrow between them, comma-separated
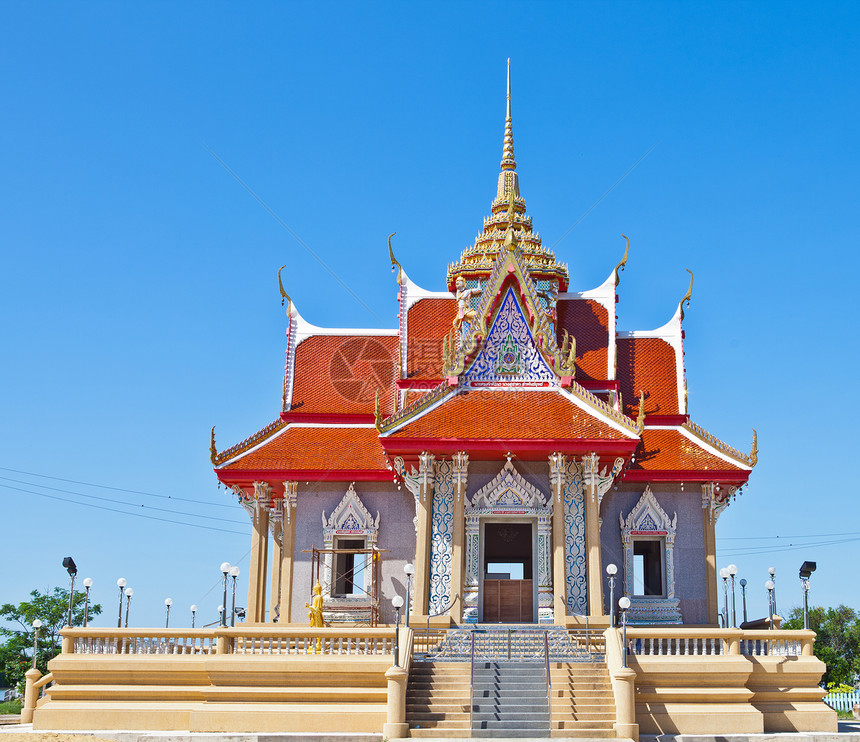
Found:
322,482 -> 380,540
468,460 -> 549,511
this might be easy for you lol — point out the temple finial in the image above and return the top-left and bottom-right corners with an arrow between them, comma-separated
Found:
501,58 -> 516,171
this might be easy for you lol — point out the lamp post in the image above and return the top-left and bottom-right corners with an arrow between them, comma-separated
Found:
164,598 -> 173,628
739,578 -> 748,624
720,567 -> 729,628
116,578 -> 127,628
403,563 -> 414,628
618,596 -> 631,668
218,605 -> 224,625
392,595 -> 404,667
799,561 -> 816,630
230,566 -> 240,627
190,605 -> 198,629
31,619 -> 42,669
62,557 -> 77,627
768,566 -> 777,621
606,564 -> 618,627
124,587 -> 133,628
727,564 -> 738,628
220,562 -> 231,628
765,580 -> 775,630
82,578 -> 93,627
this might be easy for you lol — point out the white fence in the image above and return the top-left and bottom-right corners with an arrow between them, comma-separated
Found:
823,690 -> 860,712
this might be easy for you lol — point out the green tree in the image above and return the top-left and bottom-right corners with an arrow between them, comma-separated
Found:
0,587 -> 102,691
783,604 -> 860,687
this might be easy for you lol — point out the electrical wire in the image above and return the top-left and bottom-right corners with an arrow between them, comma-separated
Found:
0,465 -> 236,509
0,476 -> 245,525
0,482 -> 246,536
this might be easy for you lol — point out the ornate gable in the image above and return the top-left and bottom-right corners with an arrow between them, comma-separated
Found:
620,485 -> 677,537
463,287 -> 556,388
322,482 -> 380,541
468,460 -> 549,511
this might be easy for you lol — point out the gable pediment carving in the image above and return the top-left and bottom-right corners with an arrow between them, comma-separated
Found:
468,460 -> 549,511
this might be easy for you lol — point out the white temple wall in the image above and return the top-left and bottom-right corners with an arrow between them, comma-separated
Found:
290,482 -> 416,624
600,484 -> 708,624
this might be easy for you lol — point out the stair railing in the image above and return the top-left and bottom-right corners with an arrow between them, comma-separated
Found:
469,629 -> 476,731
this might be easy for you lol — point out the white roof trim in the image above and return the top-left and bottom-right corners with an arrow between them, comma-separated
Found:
293,302 -> 398,347
646,425 -> 752,471
403,271 -> 454,311
217,422 -> 377,468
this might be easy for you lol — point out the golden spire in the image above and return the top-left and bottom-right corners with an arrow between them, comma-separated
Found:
501,58 -> 516,171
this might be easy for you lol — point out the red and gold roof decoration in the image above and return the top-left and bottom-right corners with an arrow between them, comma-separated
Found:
623,423 -> 755,483
404,297 -> 456,381
217,424 -> 386,475
446,61 -> 568,292
382,389 -> 638,448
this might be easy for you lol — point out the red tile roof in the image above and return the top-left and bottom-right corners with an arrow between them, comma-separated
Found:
220,425 -> 386,472
616,337 -> 679,417
628,428 -> 746,474
290,335 -> 398,415
406,298 -> 457,380
556,298 -> 609,381
385,390 -> 634,441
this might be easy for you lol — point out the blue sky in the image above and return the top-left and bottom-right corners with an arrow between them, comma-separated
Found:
1,2 -> 858,629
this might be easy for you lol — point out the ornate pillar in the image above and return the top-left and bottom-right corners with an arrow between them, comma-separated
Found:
450,453 -> 469,623
411,452 -> 435,618
279,482 -> 298,623
702,483 -> 723,625
247,481 -> 272,623
583,454 -> 603,616
268,499 -> 284,622
549,453 -> 567,623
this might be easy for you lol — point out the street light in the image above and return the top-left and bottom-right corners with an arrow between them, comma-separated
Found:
727,564 -> 738,628
82,578 -> 93,627
606,564 -> 618,627
218,605 -> 225,625
124,587 -> 133,628
62,557 -> 77,627
799,561 -> 816,630
116,578 -> 127,628
739,578 -> 748,624
618,596 -> 631,668
765,580 -> 775,630
230,566 -> 240,627
190,605 -> 198,629
719,568 -> 729,628
403,563 -> 414,628
220,562 -> 231,628
164,598 -> 173,629
31,619 -> 42,669
392,595 -> 404,667
768,566 -> 778,621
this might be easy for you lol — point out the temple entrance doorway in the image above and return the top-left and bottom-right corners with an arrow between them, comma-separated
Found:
481,521 -> 535,623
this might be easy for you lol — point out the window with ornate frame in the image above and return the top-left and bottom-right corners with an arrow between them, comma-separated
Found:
619,486 -> 682,624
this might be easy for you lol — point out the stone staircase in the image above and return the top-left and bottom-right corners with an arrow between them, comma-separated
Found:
471,661 -> 551,738
549,661 -> 616,738
406,661 -> 471,737
406,626 -> 617,739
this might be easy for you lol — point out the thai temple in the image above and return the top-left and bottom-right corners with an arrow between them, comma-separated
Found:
27,62 -> 835,739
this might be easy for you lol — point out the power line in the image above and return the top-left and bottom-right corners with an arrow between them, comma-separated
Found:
1,483 -> 246,536
0,465 -> 236,509
0,476 -> 245,525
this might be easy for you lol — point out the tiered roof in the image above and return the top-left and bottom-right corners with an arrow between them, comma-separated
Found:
213,61 -> 755,500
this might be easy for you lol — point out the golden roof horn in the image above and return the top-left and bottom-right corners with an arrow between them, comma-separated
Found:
278,265 -> 292,313
679,269 -> 693,321
388,232 -> 404,285
614,234 -> 630,287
